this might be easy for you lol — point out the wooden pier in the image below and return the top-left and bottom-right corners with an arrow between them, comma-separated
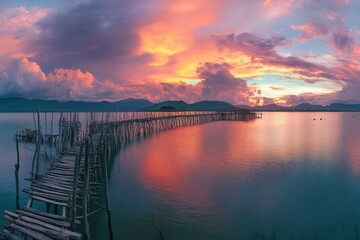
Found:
1,109 -> 260,240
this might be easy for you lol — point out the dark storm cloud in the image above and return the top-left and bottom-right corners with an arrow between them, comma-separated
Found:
32,0 -> 151,76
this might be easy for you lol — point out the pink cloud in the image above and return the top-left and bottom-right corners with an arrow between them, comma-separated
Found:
0,58 -> 99,100
0,7 -> 50,59
291,19 -> 330,42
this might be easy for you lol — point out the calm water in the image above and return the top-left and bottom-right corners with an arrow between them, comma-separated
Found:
1,112 -> 360,239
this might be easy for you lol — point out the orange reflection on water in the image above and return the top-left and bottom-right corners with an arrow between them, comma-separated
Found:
140,113 -> 358,211
141,125 -> 211,211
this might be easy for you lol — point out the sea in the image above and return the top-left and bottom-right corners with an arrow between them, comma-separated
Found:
0,112 -> 359,239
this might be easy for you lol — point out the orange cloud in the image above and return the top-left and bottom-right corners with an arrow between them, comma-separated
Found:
138,0 -> 218,66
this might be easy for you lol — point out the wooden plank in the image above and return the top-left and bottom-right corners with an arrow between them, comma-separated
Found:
32,181 -> 74,192
2,229 -> 22,240
5,211 -> 81,239
31,183 -> 75,194
24,207 -> 66,220
31,196 -> 68,207
29,186 -> 70,198
22,189 -> 68,202
47,170 -> 75,176
15,210 -> 70,228
8,222 -> 53,240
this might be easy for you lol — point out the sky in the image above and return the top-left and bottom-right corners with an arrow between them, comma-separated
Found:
0,0 -> 359,106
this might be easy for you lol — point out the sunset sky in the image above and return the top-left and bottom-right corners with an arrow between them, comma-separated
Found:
0,0 -> 359,106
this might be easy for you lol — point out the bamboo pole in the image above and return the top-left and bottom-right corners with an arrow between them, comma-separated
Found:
83,139 -> 90,240
103,139 -> 114,240
36,107 -> 41,174
15,138 -> 20,210
71,142 -> 83,230
31,137 -> 40,179
33,111 -> 37,132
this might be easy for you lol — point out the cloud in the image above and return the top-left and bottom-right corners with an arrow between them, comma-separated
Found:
212,31 -> 360,105
270,86 -> 287,91
213,32 -> 331,75
0,1 -> 359,106
214,32 -> 290,56
336,84 -> 360,103
30,0 -> 152,80
0,58 -> 98,100
291,19 -> 330,42
0,57 -> 256,104
0,6 -> 49,59
196,62 -> 254,104
329,25 -> 357,54
301,0 -> 351,13
279,95 -> 307,105
291,17 -> 358,56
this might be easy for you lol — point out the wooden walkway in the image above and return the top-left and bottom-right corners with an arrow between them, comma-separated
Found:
1,110 -> 260,240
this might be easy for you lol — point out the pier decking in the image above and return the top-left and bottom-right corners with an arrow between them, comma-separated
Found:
1,110 -> 260,240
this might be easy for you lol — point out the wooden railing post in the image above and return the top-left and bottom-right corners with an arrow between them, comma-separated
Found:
83,139 -> 90,240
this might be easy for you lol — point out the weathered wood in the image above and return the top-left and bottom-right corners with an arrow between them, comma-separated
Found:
103,139 -> 114,240
8,222 -> 53,240
24,207 -> 66,221
15,138 -> 20,210
5,211 -> 81,239
15,210 -> 70,227
6,216 -> 77,240
83,139 -> 90,240
31,195 -> 68,207
71,142 -> 83,230
2,229 -> 22,240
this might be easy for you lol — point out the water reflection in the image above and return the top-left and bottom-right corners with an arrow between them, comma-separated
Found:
132,112 -> 360,239
1,112 -> 360,239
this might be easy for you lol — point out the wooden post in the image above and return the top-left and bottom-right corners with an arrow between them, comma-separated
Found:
58,108 -> 63,153
15,138 -> 20,210
45,112 -> 47,139
71,142 -> 83,230
37,107 -> 41,136
103,139 -> 114,240
36,107 -> 41,174
31,137 -> 40,179
83,139 -> 90,240
33,111 -> 37,132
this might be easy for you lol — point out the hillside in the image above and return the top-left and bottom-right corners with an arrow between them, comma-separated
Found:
143,100 -> 235,111
0,98 -> 153,112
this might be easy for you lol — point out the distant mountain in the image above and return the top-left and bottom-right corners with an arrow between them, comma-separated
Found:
1,97 -> 359,112
236,103 -> 360,111
251,104 -> 286,111
189,101 -> 234,111
327,103 -> 360,111
289,103 -> 326,111
144,100 -> 235,111
0,97 -> 153,112
143,100 -> 189,111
